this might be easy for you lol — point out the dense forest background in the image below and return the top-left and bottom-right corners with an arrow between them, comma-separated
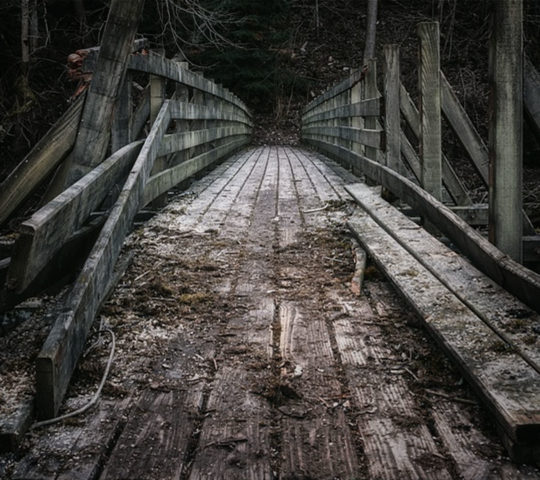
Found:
1,0 -> 539,196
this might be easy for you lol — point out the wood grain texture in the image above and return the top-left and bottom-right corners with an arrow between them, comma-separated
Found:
384,44 -> 401,173
488,0 -> 523,262
348,182 -> 540,372
417,21 -> 442,200
347,202 -> 540,463
101,389 -> 203,480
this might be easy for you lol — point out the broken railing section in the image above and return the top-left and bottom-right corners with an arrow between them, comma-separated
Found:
1,46 -> 252,305
35,92 -> 251,418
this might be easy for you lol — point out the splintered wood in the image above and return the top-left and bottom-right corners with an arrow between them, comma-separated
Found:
5,147 -> 538,480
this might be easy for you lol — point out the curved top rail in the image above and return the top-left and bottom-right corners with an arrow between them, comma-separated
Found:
129,52 -> 251,118
304,68 -> 366,115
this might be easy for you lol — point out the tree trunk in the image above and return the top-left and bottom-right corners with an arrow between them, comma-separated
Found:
363,0 -> 378,64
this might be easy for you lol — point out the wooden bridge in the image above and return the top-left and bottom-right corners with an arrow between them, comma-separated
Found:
1,2 -> 540,479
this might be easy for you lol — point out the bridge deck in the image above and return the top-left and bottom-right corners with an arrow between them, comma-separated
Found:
9,147 -> 538,479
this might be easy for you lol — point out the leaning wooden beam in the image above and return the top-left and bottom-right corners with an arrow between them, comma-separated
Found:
488,0 -> 523,262
400,83 -> 473,206
0,93 -> 85,226
440,73 -> 489,184
440,72 -> 534,232
143,137 -> 248,205
303,138 -> 540,312
524,55 -> 540,138
6,141 -> 143,295
55,0 -> 145,191
400,129 -> 471,206
36,101 -> 170,419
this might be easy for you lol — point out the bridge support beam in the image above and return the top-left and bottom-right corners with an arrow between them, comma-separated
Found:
488,0 -> 523,263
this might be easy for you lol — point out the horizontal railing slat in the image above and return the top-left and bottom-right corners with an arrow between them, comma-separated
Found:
302,98 -> 381,125
302,125 -> 383,149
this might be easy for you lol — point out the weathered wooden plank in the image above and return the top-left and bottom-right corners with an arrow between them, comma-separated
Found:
128,52 -> 251,118
101,389 -> 202,480
418,21 -> 442,200
6,140 -> 143,295
35,101 -> 171,419
525,55 -> 540,138
12,400 -> 128,480
169,100 -> 251,126
305,139 -> 540,312
347,183 -> 540,372
488,0 -> 523,262
384,44 -> 401,173
364,59 -> 380,164
302,97 -> 380,126
0,93 -> 85,226
158,125 -> 250,157
302,125 -> 383,149
143,137 -> 249,206
278,302 -> 360,479
330,299 -> 454,479
347,206 -> 540,463
60,0 -> 145,188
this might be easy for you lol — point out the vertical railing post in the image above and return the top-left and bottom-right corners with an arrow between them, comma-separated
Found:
351,70 -> 364,156
384,44 -> 401,173
364,58 -> 378,163
150,52 -> 167,208
417,21 -> 442,201
488,0 -> 523,262
111,73 -> 132,153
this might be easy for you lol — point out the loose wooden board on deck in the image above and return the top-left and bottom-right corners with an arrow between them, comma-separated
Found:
346,188 -> 540,463
346,183 -> 540,371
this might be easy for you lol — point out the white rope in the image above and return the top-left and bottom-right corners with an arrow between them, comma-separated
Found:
301,203 -> 329,214
31,328 -> 116,429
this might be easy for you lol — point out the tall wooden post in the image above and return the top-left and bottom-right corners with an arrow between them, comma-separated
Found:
384,44 -> 400,173
364,59 -> 378,163
59,0 -> 145,190
488,0 -> 523,262
418,21 -> 442,201
351,72 -> 364,156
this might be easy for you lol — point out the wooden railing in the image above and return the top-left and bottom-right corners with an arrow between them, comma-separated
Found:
0,44 -> 252,418
301,21 -> 540,313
